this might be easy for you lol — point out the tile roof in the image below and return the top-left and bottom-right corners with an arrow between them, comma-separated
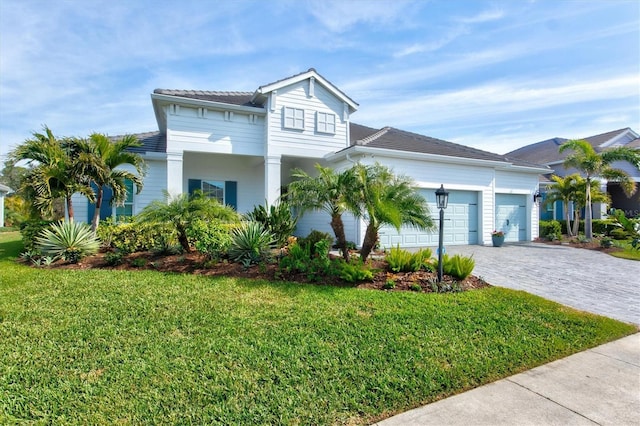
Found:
110,131 -> 166,154
153,89 -> 260,107
506,128 -> 636,165
349,123 -> 546,168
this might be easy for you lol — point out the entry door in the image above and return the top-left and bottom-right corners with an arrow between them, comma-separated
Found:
495,194 -> 527,242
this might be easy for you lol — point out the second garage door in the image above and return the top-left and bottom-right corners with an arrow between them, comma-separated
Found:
378,190 -> 479,248
495,194 -> 527,242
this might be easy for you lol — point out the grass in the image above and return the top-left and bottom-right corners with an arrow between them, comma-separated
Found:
610,240 -> 640,261
0,231 -> 636,424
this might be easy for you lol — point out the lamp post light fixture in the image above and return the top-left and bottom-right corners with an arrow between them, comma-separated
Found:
435,184 -> 449,282
533,190 -> 542,204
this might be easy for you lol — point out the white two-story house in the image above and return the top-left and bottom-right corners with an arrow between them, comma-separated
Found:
74,68 -> 549,247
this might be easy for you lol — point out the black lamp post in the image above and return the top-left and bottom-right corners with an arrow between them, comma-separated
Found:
435,184 -> 449,282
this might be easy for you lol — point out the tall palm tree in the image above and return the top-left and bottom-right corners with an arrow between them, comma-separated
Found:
560,139 -> 640,239
76,133 -> 146,232
10,126 -> 93,220
353,163 -> 435,262
287,164 -> 359,261
571,178 -> 610,237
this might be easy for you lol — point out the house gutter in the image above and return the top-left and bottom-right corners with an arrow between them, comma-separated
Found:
151,93 -> 266,115
326,145 -> 550,174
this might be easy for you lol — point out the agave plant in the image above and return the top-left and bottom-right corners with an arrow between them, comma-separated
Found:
228,221 -> 275,266
35,220 -> 100,263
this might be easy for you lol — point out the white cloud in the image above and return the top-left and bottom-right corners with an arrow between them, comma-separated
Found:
308,0 -> 415,33
456,9 -> 505,24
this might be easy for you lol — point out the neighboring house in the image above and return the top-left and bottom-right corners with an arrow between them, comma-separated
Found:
507,128 -> 640,220
73,68 -> 549,247
0,183 -> 11,228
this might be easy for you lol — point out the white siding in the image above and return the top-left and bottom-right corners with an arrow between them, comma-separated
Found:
182,152 -> 263,214
295,210 -> 359,245
135,160 -> 167,212
267,81 -> 349,159
166,106 -> 264,156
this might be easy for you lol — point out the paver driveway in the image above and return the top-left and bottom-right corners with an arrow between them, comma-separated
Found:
446,242 -> 640,325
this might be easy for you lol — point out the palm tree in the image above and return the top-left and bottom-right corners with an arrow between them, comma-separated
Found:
571,178 -> 610,236
136,191 -> 239,252
353,163 -> 435,262
286,164 -> 359,261
560,139 -> 640,239
10,126 -> 93,220
76,133 -> 146,233
544,174 -> 583,237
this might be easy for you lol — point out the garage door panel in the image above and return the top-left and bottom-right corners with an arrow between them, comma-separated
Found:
495,194 -> 526,242
378,190 -> 478,248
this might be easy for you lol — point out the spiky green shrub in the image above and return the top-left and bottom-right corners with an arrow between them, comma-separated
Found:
35,220 -> 100,263
386,245 -> 433,272
228,222 -> 275,266
187,219 -> 235,260
245,201 -> 297,247
442,254 -> 475,280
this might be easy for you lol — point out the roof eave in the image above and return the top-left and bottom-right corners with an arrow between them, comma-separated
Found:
151,93 -> 266,114
326,146 -> 550,173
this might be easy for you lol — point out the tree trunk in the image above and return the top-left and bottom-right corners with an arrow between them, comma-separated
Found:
66,195 -> 74,221
177,225 -> 191,253
585,178 -> 593,240
91,186 -> 103,234
359,223 -> 378,262
564,201 -> 573,237
330,214 -> 350,262
572,209 -> 580,237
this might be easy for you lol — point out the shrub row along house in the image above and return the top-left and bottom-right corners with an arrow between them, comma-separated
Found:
73,68 -> 549,247
507,128 -> 640,221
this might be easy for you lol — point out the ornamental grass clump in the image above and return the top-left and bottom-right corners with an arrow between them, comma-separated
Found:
386,245 -> 433,272
35,220 -> 100,263
228,221 -> 275,266
442,253 -> 475,280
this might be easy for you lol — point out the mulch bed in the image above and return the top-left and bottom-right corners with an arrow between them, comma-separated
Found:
43,250 -> 490,293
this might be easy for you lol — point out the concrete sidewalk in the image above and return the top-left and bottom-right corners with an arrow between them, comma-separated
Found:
375,333 -> 640,426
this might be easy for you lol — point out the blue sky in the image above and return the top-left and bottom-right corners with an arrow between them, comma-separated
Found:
1,0 -> 638,163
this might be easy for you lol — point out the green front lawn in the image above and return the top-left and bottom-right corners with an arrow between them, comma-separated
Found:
0,231 -> 636,424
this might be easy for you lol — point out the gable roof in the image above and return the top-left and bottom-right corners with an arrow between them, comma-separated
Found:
252,68 -> 358,112
342,123 -> 549,170
507,128 -> 639,165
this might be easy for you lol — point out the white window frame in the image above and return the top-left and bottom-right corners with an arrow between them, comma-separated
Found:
202,180 -> 225,205
283,107 -> 305,130
316,112 -> 336,134
115,179 -> 135,220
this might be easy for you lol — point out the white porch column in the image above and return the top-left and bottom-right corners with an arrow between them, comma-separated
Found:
166,152 -> 184,197
0,193 -> 5,227
265,155 -> 281,206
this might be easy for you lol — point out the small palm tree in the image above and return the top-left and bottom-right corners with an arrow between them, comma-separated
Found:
137,191 -> 239,252
10,126 -> 93,220
544,174 -> 583,237
75,133 -> 146,233
560,139 -> 640,239
353,163 -> 435,262
287,164 -> 358,261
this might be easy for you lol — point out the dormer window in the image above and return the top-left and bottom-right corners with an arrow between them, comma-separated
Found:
316,112 -> 335,134
284,107 -> 304,130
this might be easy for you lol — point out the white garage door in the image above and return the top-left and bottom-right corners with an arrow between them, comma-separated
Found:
495,194 -> 527,242
378,190 -> 479,248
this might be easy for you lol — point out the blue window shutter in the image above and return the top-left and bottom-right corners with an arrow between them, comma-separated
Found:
225,181 -> 237,210
87,184 -> 113,221
100,186 -> 113,220
188,179 -> 201,195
